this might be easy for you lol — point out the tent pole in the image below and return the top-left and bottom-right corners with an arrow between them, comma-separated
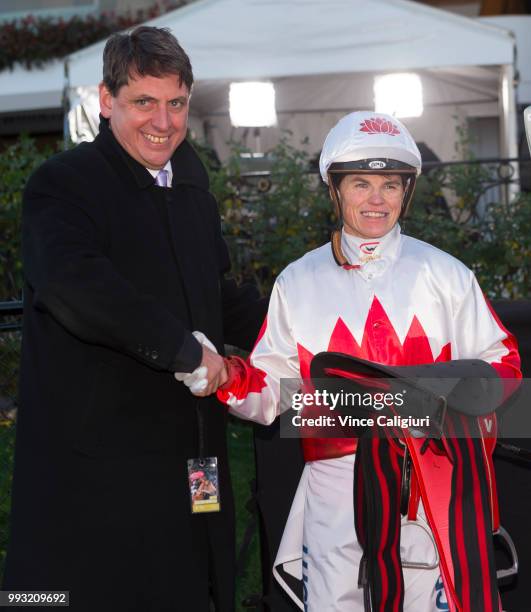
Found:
499,62 -> 519,203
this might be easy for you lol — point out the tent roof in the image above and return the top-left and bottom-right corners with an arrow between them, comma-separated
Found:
0,0 -> 518,117
68,0 -> 515,88
0,60 -> 63,113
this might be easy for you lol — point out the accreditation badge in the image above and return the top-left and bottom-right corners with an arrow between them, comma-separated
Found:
187,456 -> 221,513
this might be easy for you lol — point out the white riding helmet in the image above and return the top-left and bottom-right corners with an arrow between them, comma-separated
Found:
320,111 -> 421,184
319,111 -> 422,266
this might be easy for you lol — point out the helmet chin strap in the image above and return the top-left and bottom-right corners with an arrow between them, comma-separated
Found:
328,175 -> 413,268
401,176 -> 414,217
328,182 -> 349,267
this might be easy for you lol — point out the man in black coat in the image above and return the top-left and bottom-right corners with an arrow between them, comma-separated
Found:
2,26 -> 265,612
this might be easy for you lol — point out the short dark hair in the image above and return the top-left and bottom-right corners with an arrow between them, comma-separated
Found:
102,26 -> 194,96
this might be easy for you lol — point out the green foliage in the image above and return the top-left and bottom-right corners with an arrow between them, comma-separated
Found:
0,423 -> 15,581
200,137 -> 334,294
477,195 -> 531,298
405,168 -> 530,299
0,2 -> 187,71
402,120 -> 530,298
0,136 -> 55,300
227,418 -> 261,610
197,134 -> 530,300
2,133 -> 529,302
0,332 -> 21,411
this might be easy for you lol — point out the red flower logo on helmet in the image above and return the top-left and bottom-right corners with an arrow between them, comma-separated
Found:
360,117 -> 400,136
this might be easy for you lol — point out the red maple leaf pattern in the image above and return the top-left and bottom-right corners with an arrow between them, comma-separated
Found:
298,295 -> 451,377
297,296 -> 451,460
220,297 -> 451,424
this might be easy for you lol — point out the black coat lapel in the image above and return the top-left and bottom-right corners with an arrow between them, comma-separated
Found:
94,116 -> 215,332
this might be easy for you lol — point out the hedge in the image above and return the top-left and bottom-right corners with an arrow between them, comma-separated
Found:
1,135 -> 529,301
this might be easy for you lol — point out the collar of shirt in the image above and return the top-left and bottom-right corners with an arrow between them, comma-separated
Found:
340,223 -> 402,280
147,161 -> 173,187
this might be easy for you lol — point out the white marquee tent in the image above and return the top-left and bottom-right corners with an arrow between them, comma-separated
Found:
0,0 -> 524,166
64,0 -> 520,164
0,60 -> 64,114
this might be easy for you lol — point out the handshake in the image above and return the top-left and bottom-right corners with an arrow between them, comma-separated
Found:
174,332 -> 230,397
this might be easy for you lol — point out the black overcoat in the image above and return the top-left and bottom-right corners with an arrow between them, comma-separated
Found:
2,119 -> 266,611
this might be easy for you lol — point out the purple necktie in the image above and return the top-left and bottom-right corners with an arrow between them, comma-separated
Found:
155,169 -> 168,187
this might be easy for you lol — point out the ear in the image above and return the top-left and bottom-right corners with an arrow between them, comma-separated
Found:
99,81 -> 113,118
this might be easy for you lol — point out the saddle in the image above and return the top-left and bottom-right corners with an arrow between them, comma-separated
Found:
310,352 -> 518,612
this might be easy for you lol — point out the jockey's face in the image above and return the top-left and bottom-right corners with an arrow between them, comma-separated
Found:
338,173 -> 404,239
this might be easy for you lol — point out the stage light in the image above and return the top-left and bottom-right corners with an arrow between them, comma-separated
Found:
229,82 -> 277,127
374,73 -> 423,118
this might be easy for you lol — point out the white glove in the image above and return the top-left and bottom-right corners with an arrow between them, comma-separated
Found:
174,331 -> 217,394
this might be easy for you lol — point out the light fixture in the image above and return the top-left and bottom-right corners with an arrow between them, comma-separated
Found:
374,73 -> 423,119
229,82 -> 277,128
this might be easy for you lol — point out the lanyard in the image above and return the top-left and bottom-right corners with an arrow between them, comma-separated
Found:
195,400 -> 206,460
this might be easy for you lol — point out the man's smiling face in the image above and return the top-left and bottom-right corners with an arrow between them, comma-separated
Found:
99,71 -> 190,169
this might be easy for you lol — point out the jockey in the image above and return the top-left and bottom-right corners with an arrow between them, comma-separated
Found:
181,110 -> 521,611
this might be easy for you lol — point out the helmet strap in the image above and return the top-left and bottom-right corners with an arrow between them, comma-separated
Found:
400,176 -> 417,218
328,182 -> 342,221
331,229 -> 350,267
328,177 -> 352,268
